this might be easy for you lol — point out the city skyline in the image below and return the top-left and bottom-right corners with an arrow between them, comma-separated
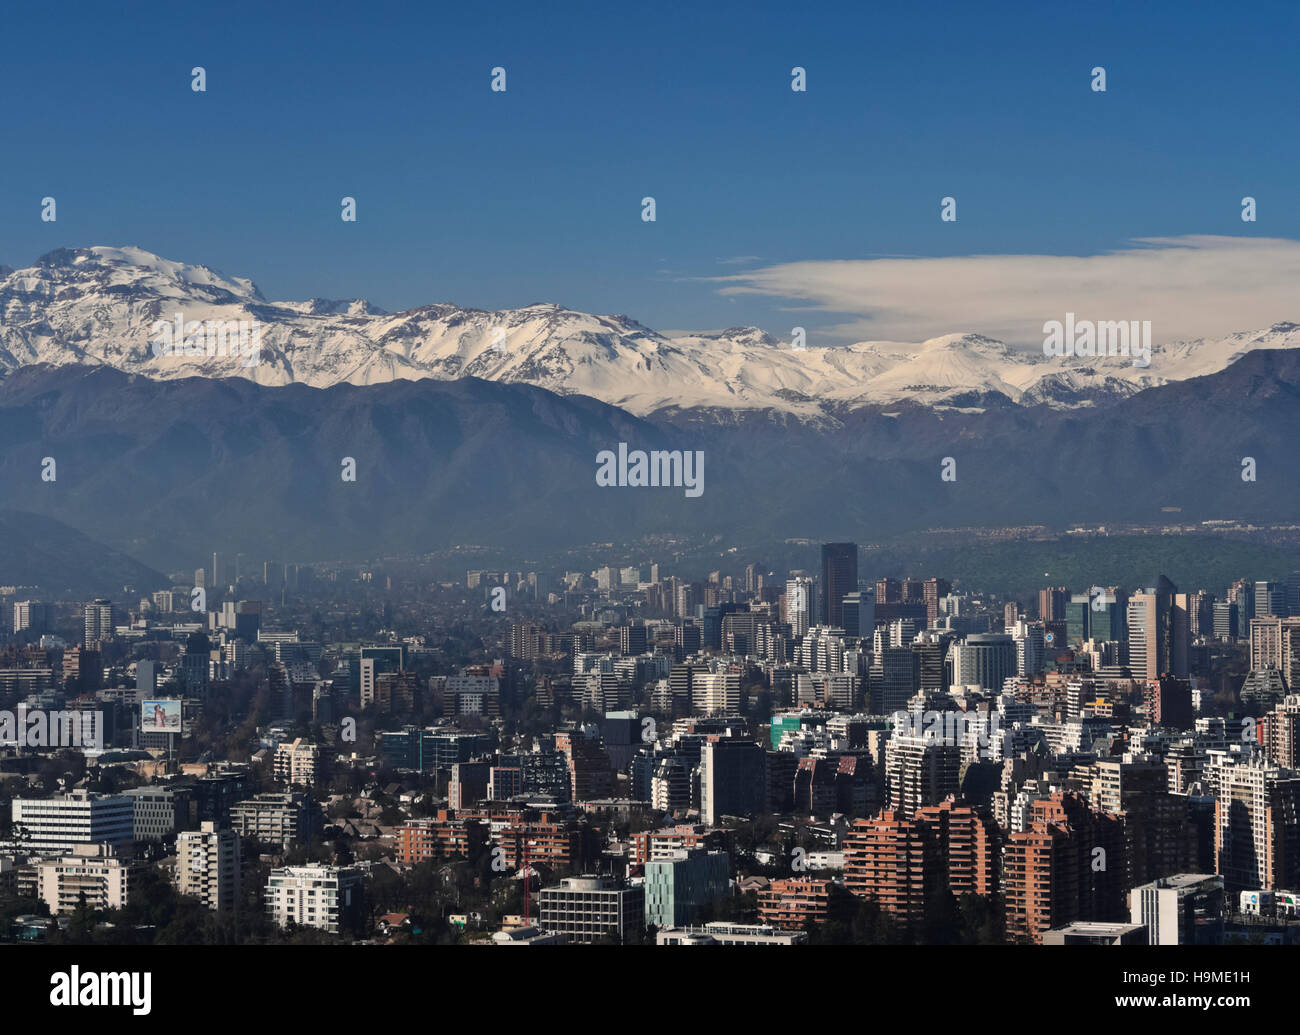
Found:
6,541 -> 1300,949
0,0 -> 1293,1011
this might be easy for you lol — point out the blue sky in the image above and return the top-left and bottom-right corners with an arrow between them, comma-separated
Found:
2,0 -> 1297,343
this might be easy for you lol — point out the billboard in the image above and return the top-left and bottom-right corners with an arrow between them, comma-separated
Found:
141,699 -> 182,734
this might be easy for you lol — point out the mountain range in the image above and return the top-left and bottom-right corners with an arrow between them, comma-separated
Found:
3,246 -> 1299,421
1,245 -> 1298,575
0,347 -> 1297,572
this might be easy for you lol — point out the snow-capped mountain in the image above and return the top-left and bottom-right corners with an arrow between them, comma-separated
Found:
2,246 -> 1297,419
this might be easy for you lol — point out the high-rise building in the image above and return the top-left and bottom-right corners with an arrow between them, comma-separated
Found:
359,657 -> 377,708
916,798 -> 1000,898
1010,620 -> 1046,677
12,601 -> 48,636
950,633 -> 1016,692
1250,616 -> 1300,688
82,599 -> 114,647
1255,580 -> 1288,619
1241,668 -> 1288,711
700,603 -> 741,651
922,578 -> 951,627
1187,590 -> 1214,637
1259,696 -> 1300,769
234,600 -> 262,642
1063,587 -> 1127,646
820,543 -> 858,628
136,659 -> 157,695
841,589 -> 875,639
1208,753 -> 1300,892
912,630 -> 953,693
1229,579 -> 1255,626
870,646 -> 919,714
176,821 -> 242,911
651,756 -> 692,814
618,623 -> 648,656
1126,576 -> 1188,680
691,671 -> 740,716
1213,600 -> 1239,640
885,736 -> 960,817
396,811 -> 489,863
1092,758 -> 1193,887
555,728 -> 614,802
643,848 -> 730,929
785,577 -> 816,637
1144,676 -> 1193,730
700,738 -> 766,825
1251,616 -> 1285,671
675,582 -> 696,620
1287,571 -> 1300,620
448,761 -> 492,810
845,799 -> 999,929
1038,587 -> 1069,622
842,810 -> 934,928
63,646 -> 102,693
757,877 -> 843,929
1004,793 -> 1125,944
509,621 -> 543,660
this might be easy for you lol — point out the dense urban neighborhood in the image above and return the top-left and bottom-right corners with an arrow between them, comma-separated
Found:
2,542 -> 1298,948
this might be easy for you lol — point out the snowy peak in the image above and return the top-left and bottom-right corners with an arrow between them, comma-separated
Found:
41,246 -> 265,302
0,245 -> 1297,420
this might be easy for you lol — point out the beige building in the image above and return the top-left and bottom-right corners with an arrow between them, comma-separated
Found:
176,821 -> 242,911
36,844 -> 133,914
1250,617 -> 1300,686
273,738 -> 322,787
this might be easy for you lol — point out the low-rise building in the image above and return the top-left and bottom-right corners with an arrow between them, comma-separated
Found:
1043,921 -> 1148,945
657,922 -> 808,946
35,844 -> 133,914
395,810 -> 487,864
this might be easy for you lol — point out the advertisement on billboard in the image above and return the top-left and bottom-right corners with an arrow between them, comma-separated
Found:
141,699 -> 183,734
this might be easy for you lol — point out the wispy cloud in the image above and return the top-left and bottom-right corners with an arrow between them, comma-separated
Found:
709,236 -> 1300,346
